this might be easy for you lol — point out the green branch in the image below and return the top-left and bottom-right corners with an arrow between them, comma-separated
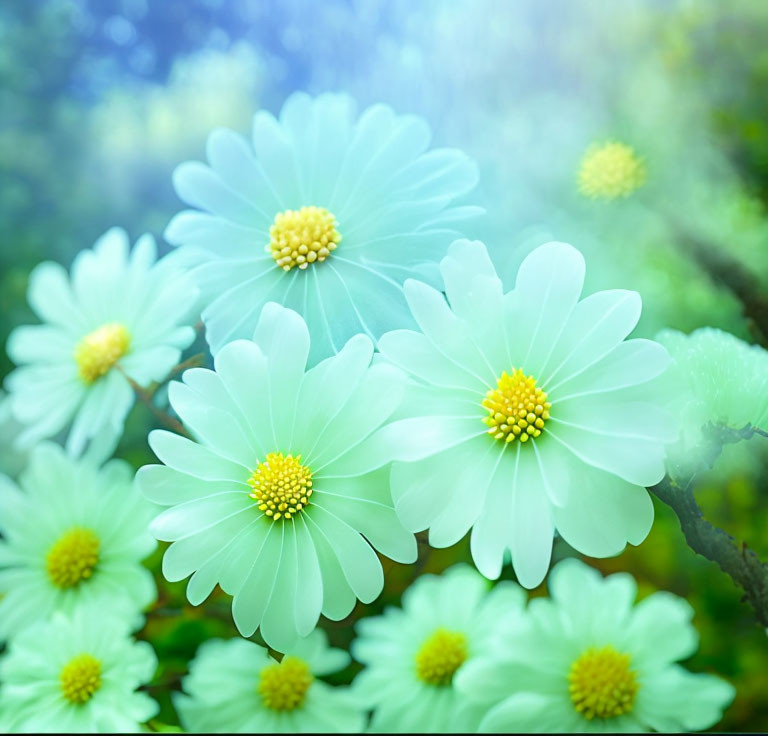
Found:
649,425 -> 768,628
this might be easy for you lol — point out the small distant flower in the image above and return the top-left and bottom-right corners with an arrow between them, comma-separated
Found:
0,442 -> 156,640
367,239 -> 676,588
456,559 -> 735,733
352,564 -> 526,733
0,607 -> 158,733
174,629 -> 364,733
578,141 -> 646,200
137,302 -> 416,652
657,327 -> 768,434
165,91 -> 480,362
4,227 -> 198,458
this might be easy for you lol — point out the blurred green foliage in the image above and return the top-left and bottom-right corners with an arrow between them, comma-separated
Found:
2,0 -> 768,732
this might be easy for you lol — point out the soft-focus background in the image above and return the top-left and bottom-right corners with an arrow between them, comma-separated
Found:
2,0 -> 768,731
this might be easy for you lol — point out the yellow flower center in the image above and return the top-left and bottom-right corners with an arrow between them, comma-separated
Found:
482,368 -> 551,444
578,141 -> 646,200
60,653 -> 102,705
248,452 -> 313,521
267,206 -> 341,271
258,656 -> 313,711
415,628 -> 468,686
73,322 -> 131,383
568,645 -> 639,720
46,527 -> 100,589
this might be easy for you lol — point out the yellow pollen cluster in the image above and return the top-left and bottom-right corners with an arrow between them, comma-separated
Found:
46,527 -> 100,589
258,656 -> 313,711
267,206 -> 341,271
248,452 -> 313,521
482,368 -> 551,444
568,645 -> 639,720
60,653 -> 102,705
73,322 -> 131,383
415,628 -> 468,686
578,141 -> 646,200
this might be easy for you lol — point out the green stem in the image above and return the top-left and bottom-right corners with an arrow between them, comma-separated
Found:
117,367 -> 190,438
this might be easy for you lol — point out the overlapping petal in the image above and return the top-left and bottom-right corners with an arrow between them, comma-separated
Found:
166,92 -> 480,361
138,303 -> 415,650
380,239 -> 676,588
3,227 -> 197,460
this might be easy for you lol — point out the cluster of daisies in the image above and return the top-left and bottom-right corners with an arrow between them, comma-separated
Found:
0,92 -> 739,732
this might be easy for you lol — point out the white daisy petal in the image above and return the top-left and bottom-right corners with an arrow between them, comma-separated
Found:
143,305 -> 414,648
457,559 -> 734,733
378,239 -> 675,583
0,444 -> 156,640
332,415 -> 486,477
136,465 -> 233,505
542,289 -> 642,386
353,564 -> 526,733
260,526 -> 302,653
173,161 -> 264,225
167,381 -> 259,466
292,521 -> 323,637
292,333 -> 373,450
151,493 -> 251,543
205,127 -> 279,223
175,632 -> 363,733
470,452 -> 514,580
303,518 -> 357,621
170,92 -> 478,364
550,338 -> 671,400
511,241 -> 585,376
480,692 -> 582,734
552,463 -> 654,558
231,525 -> 282,636
509,448 -> 554,589
5,229 -> 196,457
546,421 -> 666,487
636,666 -> 735,733
0,609 -> 158,733
310,506 -> 383,604
148,429 -> 249,481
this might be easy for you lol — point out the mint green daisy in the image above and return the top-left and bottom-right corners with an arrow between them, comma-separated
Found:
0,607 -> 158,733
456,558 -> 735,733
137,302 -> 417,653
349,239 -> 676,588
352,564 -> 526,733
0,442 -> 156,640
4,227 -> 197,458
657,327 -> 768,434
165,91 -> 480,362
174,629 -> 364,733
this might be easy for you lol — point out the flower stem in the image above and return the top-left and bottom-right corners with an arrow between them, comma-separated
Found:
117,367 -> 191,438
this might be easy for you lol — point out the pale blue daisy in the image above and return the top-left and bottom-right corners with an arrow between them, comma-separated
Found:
165,91 -> 480,362
4,227 -> 198,458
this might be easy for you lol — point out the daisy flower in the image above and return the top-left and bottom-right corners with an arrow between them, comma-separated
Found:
174,629 -> 364,733
657,327 -> 768,434
455,558 -> 735,733
362,239 -> 676,588
0,442 -> 156,640
577,140 -> 646,200
352,564 -> 526,733
0,607 -> 158,733
4,227 -> 198,458
164,91 -> 480,362
137,302 -> 417,652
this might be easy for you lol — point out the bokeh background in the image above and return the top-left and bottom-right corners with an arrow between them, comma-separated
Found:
2,0 -> 768,731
